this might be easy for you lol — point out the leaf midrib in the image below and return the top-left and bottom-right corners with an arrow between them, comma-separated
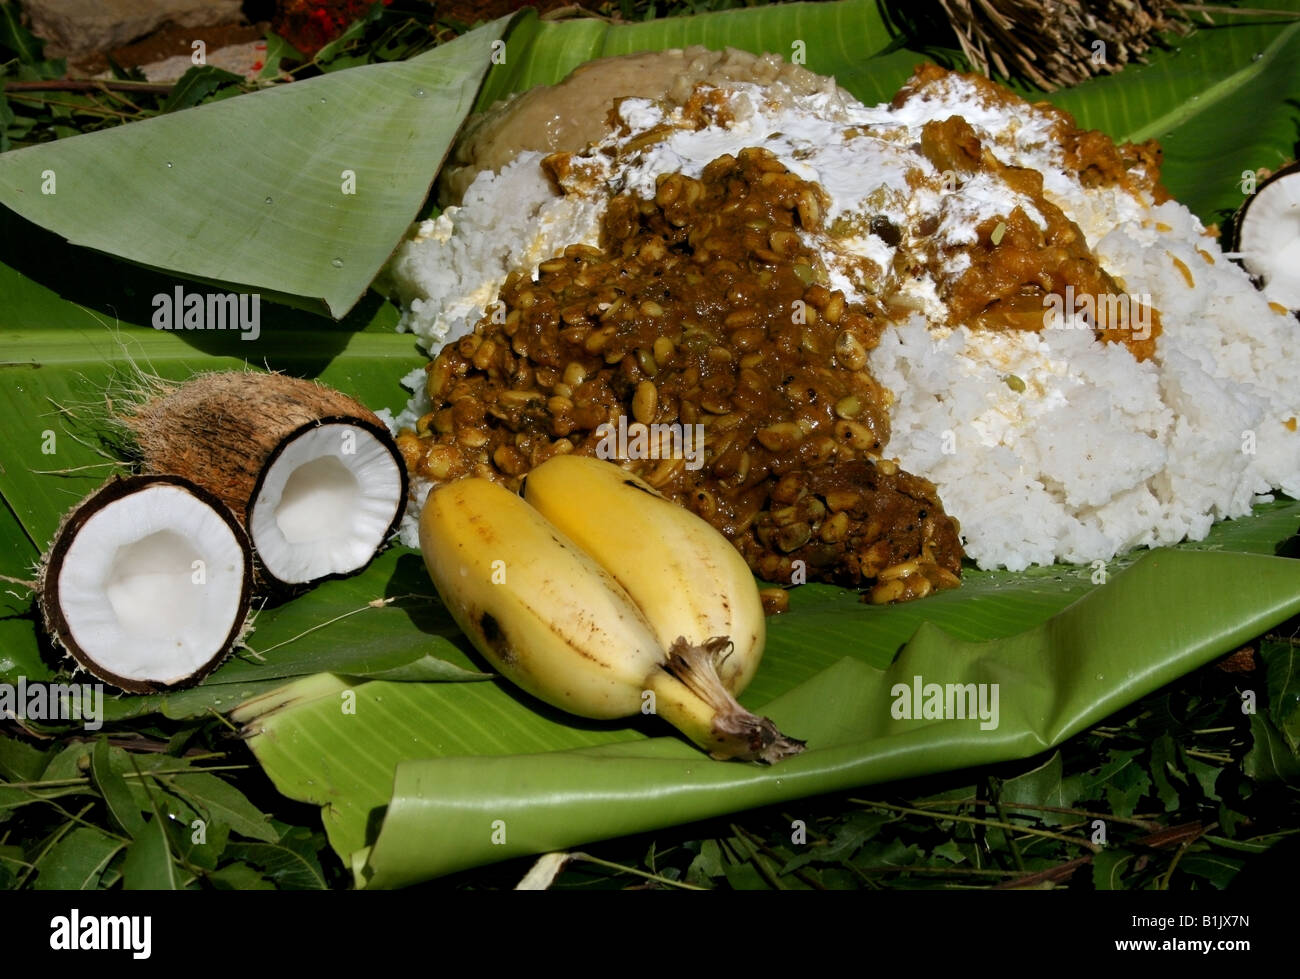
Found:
1122,21 -> 1300,143
0,329 -> 422,367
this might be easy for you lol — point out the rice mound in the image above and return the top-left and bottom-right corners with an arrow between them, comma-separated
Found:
386,56 -> 1300,571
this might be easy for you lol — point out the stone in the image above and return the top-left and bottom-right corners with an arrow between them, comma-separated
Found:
135,40 -> 267,82
23,0 -> 244,57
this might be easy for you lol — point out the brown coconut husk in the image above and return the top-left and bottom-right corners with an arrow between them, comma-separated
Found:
119,370 -> 409,590
933,0 -> 1195,90
37,474 -> 254,694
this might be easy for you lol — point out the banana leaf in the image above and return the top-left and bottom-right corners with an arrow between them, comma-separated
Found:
2,0 -> 1299,887
237,521 -> 1300,887
0,15 -> 517,318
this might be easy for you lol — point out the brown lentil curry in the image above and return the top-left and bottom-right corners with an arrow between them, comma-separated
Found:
399,147 -> 964,602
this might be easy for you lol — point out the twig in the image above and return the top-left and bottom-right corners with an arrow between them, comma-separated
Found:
993,855 -> 1092,889
729,823 -> 788,890
98,86 -> 147,114
3,93 -> 137,119
1,79 -> 175,94
861,864 -> 1023,877
206,706 -> 242,734
29,463 -> 122,475
1,712 -> 50,738
1156,823 -> 1215,888
851,798 -> 1099,852
918,797 -> 1161,830
1137,821 -> 1210,850
244,594 -> 419,656
990,783 -> 1027,872
568,852 -> 703,890
4,764 -> 249,789
1185,749 -> 1234,763
732,824 -> 827,890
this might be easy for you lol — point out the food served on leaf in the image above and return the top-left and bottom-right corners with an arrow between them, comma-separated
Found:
421,455 -> 802,763
121,371 -> 408,592
38,475 -> 253,693
387,48 -> 1300,598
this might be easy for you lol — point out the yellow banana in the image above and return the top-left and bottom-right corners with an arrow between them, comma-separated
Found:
420,478 -> 661,719
521,454 -> 764,696
420,476 -> 803,762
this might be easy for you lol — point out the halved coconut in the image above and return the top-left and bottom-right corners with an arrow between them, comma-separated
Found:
247,419 -> 406,586
1231,160 -> 1300,310
38,475 -> 253,692
122,371 -> 408,591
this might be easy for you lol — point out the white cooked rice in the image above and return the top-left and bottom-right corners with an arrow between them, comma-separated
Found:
385,65 -> 1300,570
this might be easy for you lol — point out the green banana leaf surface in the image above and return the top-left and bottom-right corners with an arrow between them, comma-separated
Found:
2,0 -> 1299,887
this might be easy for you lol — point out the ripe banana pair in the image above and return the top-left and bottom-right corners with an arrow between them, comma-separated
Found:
420,455 -> 804,763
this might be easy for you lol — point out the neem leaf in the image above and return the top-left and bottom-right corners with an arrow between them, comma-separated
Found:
0,14 -> 518,318
91,738 -> 146,839
1183,755 -> 1223,801
162,66 -> 244,113
1072,747 -> 1140,802
121,813 -> 183,890
160,772 -> 277,843
0,781 -> 86,811
931,839 -> 966,865
872,837 -> 925,868
165,816 -> 229,872
1243,714 -> 1300,783
1104,757 -> 1154,821
1177,850 -> 1245,889
1218,801 -> 1248,839
33,826 -> 124,890
0,2 -> 44,65
0,733 -> 49,782
208,861 -> 275,890
37,742 -> 92,782
1260,638 -> 1300,755
781,809 -> 888,873
223,840 -> 328,890
262,33 -> 307,79
1149,735 -> 1184,812
720,853 -> 770,890
1000,751 -> 1079,826
0,844 -> 23,883
1091,848 -> 1133,890
686,838 -> 726,885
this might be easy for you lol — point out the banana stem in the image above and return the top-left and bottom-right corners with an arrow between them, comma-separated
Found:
649,637 -> 805,764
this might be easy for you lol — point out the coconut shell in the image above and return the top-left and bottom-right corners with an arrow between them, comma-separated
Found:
120,370 -> 409,591
1228,159 -> 1300,309
38,473 -> 254,694
124,372 -> 383,521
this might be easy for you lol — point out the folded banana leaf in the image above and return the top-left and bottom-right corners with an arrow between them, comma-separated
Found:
2,0 -> 1298,888
234,546 -> 1300,888
0,15 -> 517,318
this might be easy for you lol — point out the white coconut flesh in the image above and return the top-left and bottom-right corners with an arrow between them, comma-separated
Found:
57,484 -> 247,685
248,422 -> 404,584
1238,170 -> 1300,309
